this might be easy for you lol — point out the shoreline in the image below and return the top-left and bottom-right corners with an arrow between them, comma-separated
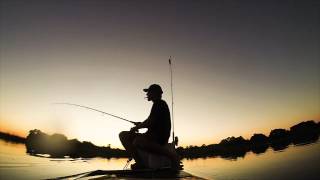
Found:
1,120 -> 319,159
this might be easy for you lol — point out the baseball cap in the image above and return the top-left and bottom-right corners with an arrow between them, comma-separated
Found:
143,84 -> 163,94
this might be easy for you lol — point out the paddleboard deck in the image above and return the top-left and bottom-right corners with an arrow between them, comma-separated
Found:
48,168 -> 206,180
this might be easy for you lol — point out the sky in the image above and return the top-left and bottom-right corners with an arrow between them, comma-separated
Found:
0,0 -> 319,148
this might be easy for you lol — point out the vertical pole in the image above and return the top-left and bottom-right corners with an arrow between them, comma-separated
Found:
169,56 -> 175,143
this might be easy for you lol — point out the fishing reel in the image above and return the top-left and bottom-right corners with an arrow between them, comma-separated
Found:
174,136 -> 178,146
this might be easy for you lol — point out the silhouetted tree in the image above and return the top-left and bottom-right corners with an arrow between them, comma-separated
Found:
290,120 -> 320,144
250,134 -> 269,154
269,129 -> 291,150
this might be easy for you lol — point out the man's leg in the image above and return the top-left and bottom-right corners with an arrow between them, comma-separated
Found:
119,131 -> 144,165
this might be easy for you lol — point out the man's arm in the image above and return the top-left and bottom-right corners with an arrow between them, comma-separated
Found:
131,118 -> 151,132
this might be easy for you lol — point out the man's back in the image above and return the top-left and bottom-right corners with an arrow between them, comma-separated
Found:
147,99 -> 171,145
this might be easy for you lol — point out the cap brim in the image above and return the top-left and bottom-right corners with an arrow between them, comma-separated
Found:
143,88 -> 149,92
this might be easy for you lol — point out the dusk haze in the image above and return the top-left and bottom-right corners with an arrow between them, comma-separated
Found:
0,1 -> 319,179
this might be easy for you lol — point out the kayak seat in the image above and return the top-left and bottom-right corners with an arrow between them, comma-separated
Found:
137,142 -> 175,169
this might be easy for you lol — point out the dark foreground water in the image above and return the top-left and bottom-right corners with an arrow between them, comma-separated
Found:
0,139 -> 319,180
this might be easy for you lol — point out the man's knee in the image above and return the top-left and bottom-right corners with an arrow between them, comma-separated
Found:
119,131 -> 130,142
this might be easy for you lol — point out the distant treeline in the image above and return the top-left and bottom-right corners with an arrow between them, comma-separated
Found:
177,120 -> 320,159
0,120 -> 319,159
25,129 -> 127,158
0,132 -> 26,144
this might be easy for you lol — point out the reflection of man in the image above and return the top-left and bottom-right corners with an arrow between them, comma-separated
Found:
119,84 -> 179,170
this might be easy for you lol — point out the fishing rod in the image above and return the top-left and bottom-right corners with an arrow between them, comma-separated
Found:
53,103 -> 137,124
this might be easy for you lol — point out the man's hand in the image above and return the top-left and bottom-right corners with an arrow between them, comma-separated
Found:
133,122 -> 141,126
129,122 -> 141,132
130,126 -> 138,132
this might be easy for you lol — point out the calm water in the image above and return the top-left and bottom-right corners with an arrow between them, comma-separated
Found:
0,139 -> 319,180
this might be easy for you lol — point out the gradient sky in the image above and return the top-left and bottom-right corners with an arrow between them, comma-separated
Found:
1,0 -> 319,148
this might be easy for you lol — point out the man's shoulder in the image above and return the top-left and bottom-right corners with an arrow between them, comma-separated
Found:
159,99 -> 168,105
154,99 -> 168,107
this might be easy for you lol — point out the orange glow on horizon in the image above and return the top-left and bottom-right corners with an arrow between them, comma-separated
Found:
0,119 -> 27,138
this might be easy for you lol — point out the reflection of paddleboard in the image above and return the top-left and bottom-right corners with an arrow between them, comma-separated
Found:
48,168 -> 207,180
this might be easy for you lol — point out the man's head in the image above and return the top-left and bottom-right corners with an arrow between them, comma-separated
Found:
143,84 -> 163,101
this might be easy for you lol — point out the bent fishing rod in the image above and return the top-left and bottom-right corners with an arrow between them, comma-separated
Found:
53,103 -> 137,125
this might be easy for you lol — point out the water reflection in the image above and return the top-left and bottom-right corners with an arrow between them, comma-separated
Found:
0,139 -> 319,180
0,140 -> 128,179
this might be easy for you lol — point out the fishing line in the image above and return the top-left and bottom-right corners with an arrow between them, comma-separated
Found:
53,103 -> 136,124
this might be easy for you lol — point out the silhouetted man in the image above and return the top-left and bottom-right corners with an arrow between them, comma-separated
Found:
119,84 -> 179,169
